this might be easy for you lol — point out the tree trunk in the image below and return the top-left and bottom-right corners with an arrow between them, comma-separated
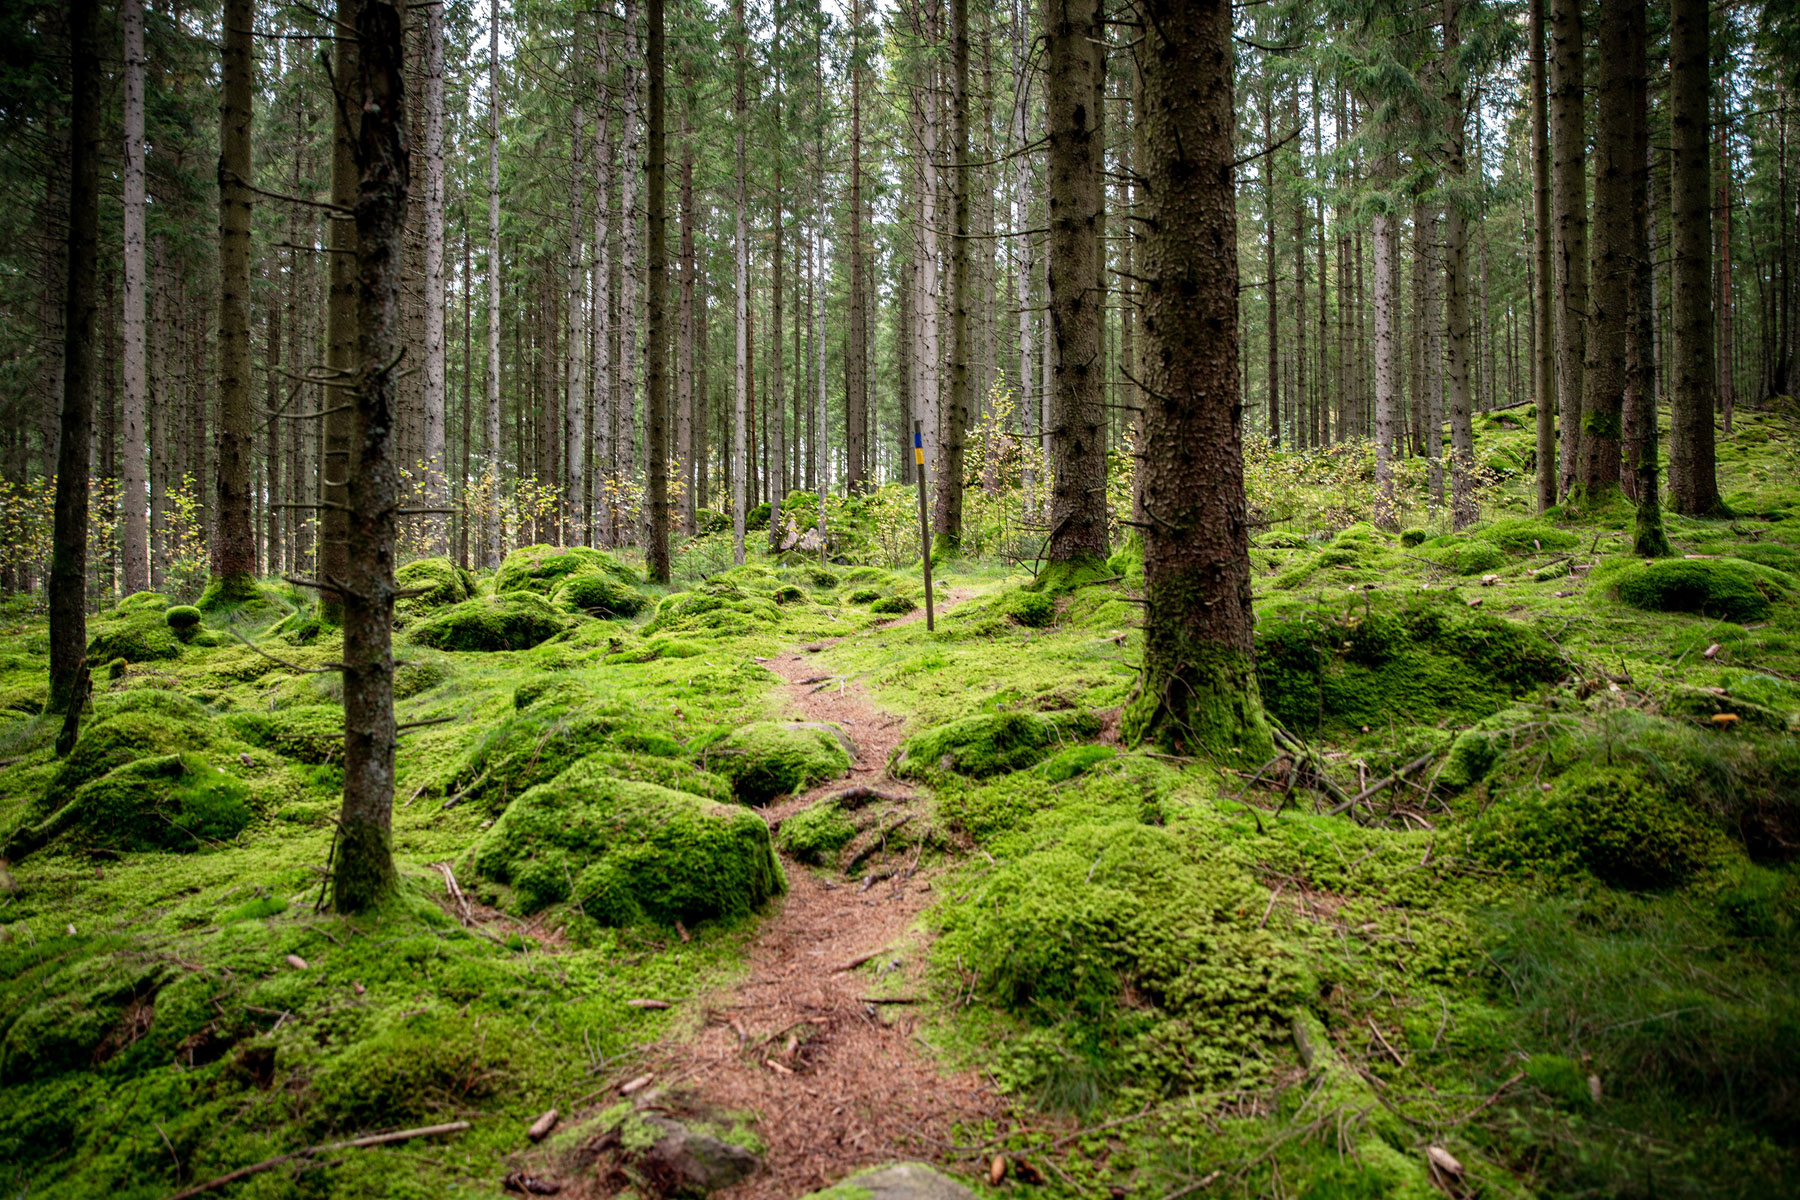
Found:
1263,88 -> 1280,446
1530,0 -> 1556,512
1623,0 -> 1669,556
678,86 -> 696,536
1013,0 -> 1035,519
120,0 -> 149,595
1444,0 -> 1476,528
422,0 -> 448,553
1716,123 -> 1734,436
1549,0 -> 1586,499
566,61 -> 588,546
335,0 -> 408,914
1372,163 -> 1400,528
645,0 -> 670,580
483,0 -> 503,566
592,19 -> 614,547
845,0 -> 870,494
1414,201 -> 1443,507
732,0 -> 749,563
1043,0 -> 1108,574
934,0 -> 971,553
49,0 -> 100,713
620,0 -> 642,511
1668,0 -> 1719,514
767,15 -> 787,555
323,0 -> 361,615
1579,0 -> 1632,500
1123,0 -> 1270,761
211,0 -> 257,601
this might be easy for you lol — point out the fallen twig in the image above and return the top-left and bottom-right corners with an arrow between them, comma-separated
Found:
162,1121 -> 470,1199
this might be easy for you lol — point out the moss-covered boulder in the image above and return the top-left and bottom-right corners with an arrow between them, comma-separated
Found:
703,722 -> 853,805
163,605 -> 203,642
550,571 -> 650,618
409,591 -> 566,652
1255,594 -> 1566,736
892,710 -> 1102,781
5,753 -> 252,860
845,588 -> 880,605
1473,516 -> 1579,554
870,595 -> 917,616
1421,535 -> 1509,575
221,704 -> 344,765
494,544 -> 640,595
395,556 -> 478,618
51,698 -> 215,795
775,801 -> 858,864
564,751 -> 733,803
440,699 -> 689,810
1002,589 -> 1056,628
466,759 -> 783,924
115,591 -> 172,614
1468,762 -> 1723,889
0,958 -> 167,1083
1608,557 -> 1791,624
85,607 -> 181,665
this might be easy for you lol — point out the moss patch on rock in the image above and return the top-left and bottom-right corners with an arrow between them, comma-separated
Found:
409,591 -> 567,652
892,710 -> 1102,781
495,544 -> 640,595
8,753 -> 252,859
550,571 -> 650,619
775,802 -> 859,864
1606,557 -> 1791,624
466,759 -> 783,925
703,722 -> 853,804
86,607 -> 182,665
395,557 -> 478,621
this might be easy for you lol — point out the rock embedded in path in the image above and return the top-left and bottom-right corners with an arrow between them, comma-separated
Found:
633,1113 -> 761,1196
794,1162 -> 978,1200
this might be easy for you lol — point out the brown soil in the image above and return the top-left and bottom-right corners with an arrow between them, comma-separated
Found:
623,593 -> 1008,1199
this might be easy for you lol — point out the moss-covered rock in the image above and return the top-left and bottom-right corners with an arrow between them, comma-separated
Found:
1473,516 -> 1579,554
494,544 -> 639,595
1421,536 -> 1509,575
775,802 -> 858,864
8,753 -> 252,859
1255,595 -> 1565,736
563,751 -> 733,803
845,588 -> 880,605
550,571 -> 650,618
1437,729 -> 1499,791
395,556 -> 478,618
703,722 -> 853,804
409,591 -> 567,652
466,759 -> 783,924
1468,762 -> 1723,889
115,591 -> 172,614
85,607 -> 181,665
869,595 -> 917,616
892,710 -> 1102,781
1002,589 -> 1056,628
442,701 -> 667,809
0,958 -> 166,1083
222,704 -> 344,764
1607,557 -> 1791,624
163,605 -> 203,642
51,702 -> 215,795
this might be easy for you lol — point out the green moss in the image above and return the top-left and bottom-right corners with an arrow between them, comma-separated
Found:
564,750 -> 733,802
51,705 -> 215,795
1438,729 -> 1498,791
804,568 -> 841,588
395,556 -> 477,618
704,722 -> 852,804
775,802 -> 858,864
845,588 -> 880,605
892,710 -> 1101,780
1467,762 -> 1723,889
494,544 -> 641,594
85,607 -> 181,665
1473,516 -> 1580,554
1035,744 -> 1116,783
1606,556 -> 1791,624
0,957 -> 165,1083
1524,1053 -> 1595,1111
1422,536 -> 1509,575
869,595 -> 917,616
1029,554 -> 1114,595
12,753 -> 252,859
115,591 -> 171,614
551,571 -> 650,618
1002,589 -> 1056,628
771,584 -> 806,605
163,605 -> 203,643
408,591 -> 567,652
221,705 -> 344,765
196,573 -> 266,612
442,701 -> 664,809
311,1014 -> 510,1130
1399,527 -> 1427,547
467,759 -> 784,924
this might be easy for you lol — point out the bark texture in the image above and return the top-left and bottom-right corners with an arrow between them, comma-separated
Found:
1579,0 -> 1631,500
1549,0 -> 1586,498
1668,0 -> 1720,514
120,0 -> 149,595
211,0 -> 258,599
644,0 -> 670,581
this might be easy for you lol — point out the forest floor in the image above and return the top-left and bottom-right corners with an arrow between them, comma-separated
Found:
3,403 -> 1800,1200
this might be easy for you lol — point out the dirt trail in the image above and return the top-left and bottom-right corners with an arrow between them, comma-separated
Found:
638,594 -> 1006,1199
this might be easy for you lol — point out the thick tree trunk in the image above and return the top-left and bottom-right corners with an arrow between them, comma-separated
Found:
845,0 -> 869,494
933,0 -> 971,554
49,0 -> 100,713
732,0 -> 749,563
1668,0 -> 1719,513
422,0 -> 448,553
483,0 -> 503,566
1622,0 -> 1669,556
620,0 -> 643,507
335,0 -> 408,914
1579,0 -> 1632,500
592,20 -> 614,547
645,0 -> 670,581
1013,5 -> 1035,519
1043,0 -> 1108,572
678,89 -> 696,536
1716,125 -> 1734,436
323,0 -> 361,614
1263,91 -> 1280,446
567,72 -> 587,545
1444,0 -> 1476,528
1549,0 -> 1586,499
1372,168 -> 1400,528
211,0 -> 257,601
1123,0 -> 1270,761
120,0 -> 149,595
767,24 -> 787,555
1530,0 -> 1556,512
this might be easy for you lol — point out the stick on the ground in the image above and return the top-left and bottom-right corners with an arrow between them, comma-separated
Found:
162,1121 -> 470,1199
1325,750 -> 1437,818
825,785 -> 913,808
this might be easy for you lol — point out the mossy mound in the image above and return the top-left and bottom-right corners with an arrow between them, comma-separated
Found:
85,607 -> 181,665
1468,762 -> 1724,889
703,722 -> 853,805
395,556 -> 478,616
845,588 -> 880,605
0,958 -> 167,1083
51,702 -> 215,795
1255,594 -> 1566,735
221,704 -> 343,765
195,574 -> 270,612
892,710 -> 1102,781
7,753 -> 252,860
115,591 -> 172,614
1607,557 -> 1791,624
1473,516 -> 1580,554
775,801 -> 859,864
1420,535 -> 1509,575
550,571 -> 650,619
164,605 -> 203,642
442,701 -> 674,810
936,822 -> 1301,1094
466,760 -> 783,925
494,544 -> 639,594
408,591 -> 567,652
1002,589 -> 1056,628
562,750 -> 733,803
648,590 -> 783,638
869,595 -> 917,616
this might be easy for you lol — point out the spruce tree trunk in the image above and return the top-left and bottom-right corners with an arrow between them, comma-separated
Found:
1414,202 -> 1444,507
732,0 -> 749,563
484,0 -> 503,565
1444,0 -> 1476,528
593,20 -> 615,547
620,0 -> 643,506
1043,0 -> 1108,572
566,72 -> 587,545
1579,0 -> 1632,499
334,0 -> 409,914
1549,0 -> 1586,499
1623,0 -> 1670,556
767,21 -> 787,555
1123,0 -> 1270,761
49,0 -> 100,714
678,90 -> 696,536
120,0 -> 149,596
211,0 -> 257,601
422,0 -> 448,553
1530,0 -> 1556,512
645,0 -> 670,581
1263,91 -> 1280,446
918,59 -> 941,484
1668,0 -> 1719,513
933,0 -> 971,553
845,0 -> 869,494
1013,2 -> 1035,519
1372,166 -> 1400,528
323,0 -> 361,615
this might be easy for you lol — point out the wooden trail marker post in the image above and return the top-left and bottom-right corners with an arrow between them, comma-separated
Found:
913,420 -> 935,631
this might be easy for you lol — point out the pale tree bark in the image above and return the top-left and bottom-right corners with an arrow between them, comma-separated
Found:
732,0 -> 749,563
1549,0 -> 1586,498
49,0 -> 100,715
1372,170 -> 1401,529
483,0 -> 502,566
335,0 -> 409,914
1444,0 -> 1476,528
211,0 -> 257,600
1668,0 -> 1719,513
845,0 -> 869,493
933,0 -> 972,553
120,0 -> 149,595
422,0 -> 447,553
566,58 -> 587,545
1123,0 -> 1271,761
1043,0 -> 1108,573
918,55 -> 942,484
1579,0 -> 1631,499
1530,0 -> 1556,512
645,0 -> 670,580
